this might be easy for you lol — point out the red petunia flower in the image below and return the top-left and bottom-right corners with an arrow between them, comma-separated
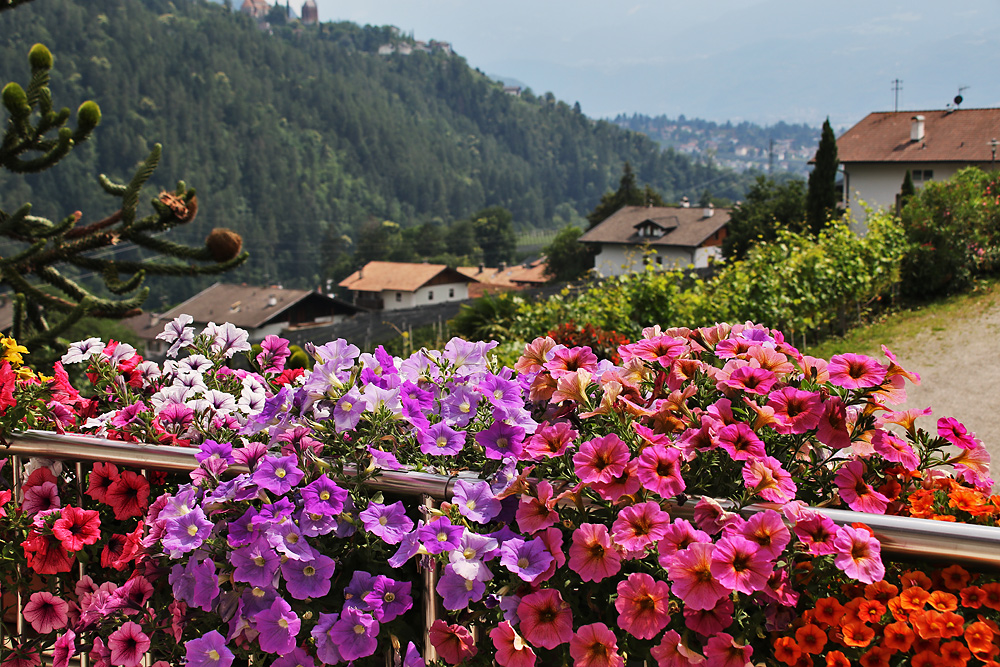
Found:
104,471 -> 150,520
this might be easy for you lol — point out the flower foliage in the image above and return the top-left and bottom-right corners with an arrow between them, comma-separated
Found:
0,317 -> 998,667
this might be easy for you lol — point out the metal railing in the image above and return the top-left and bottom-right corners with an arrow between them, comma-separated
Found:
6,429 -> 1000,660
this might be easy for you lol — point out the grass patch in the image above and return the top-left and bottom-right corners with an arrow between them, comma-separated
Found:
804,278 -> 1000,360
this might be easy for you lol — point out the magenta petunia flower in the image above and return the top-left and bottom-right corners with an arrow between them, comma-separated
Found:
722,364 -> 777,395
766,387 -> 824,435
938,416 -> 979,450
22,591 -> 69,634
635,445 -> 686,498
611,501 -> 671,552
615,572 -> 671,640
568,622 -> 624,667
453,480 -> 501,524
282,552 -> 336,600
184,630 -> 234,667
710,534 -> 773,595
475,421 -> 525,460
872,430 -> 920,470
573,433 -> 630,484
568,523 -> 621,583
523,420 -> 577,460
656,518 -> 710,568
739,510 -> 790,561
816,397 -> 852,450
702,632 -> 752,667
107,621 -> 150,667
667,542 -> 729,611
741,455 -> 796,503
489,620 -> 536,667
834,460 -> 889,514
418,517 -> 464,555
828,353 -> 887,389
833,525 -> 885,584
52,630 -> 76,667
518,589 -> 573,650
716,423 -> 766,462
590,458 -> 641,503
272,648 -> 315,667
255,598 -> 300,654
651,630 -> 703,667
684,596 -> 734,637
22,481 -> 60,516
51,506 -> 101,552
428,619 -> 478,665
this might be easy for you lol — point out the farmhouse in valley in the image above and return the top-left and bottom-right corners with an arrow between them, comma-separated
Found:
339,261 -> 476,311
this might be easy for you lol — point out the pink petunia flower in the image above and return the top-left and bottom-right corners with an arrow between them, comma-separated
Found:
651,629 -> 706,667
767,387 -> 824,435
518,589 -> 573,650
573,434 -> 630,484
710,535 -> 773,595
516,481 -> 559,534
741,456 -> 796,503
816,397 -> 851,450
790,508 -> 839,556
107,621 -> 150,667
833,525 -> 884,584
667,543 -> 729,611
702,633 -> 752,667
834,460 -> 889,514
428,620 -> 478,665
871,430 -> 919,470
635,445 -> 686,498
716,423 -> 766,462
22,591 -> 69,634
52,630 -> 76,667
611,501 -> 672,553
523,421 -> 577,460
489,620 -> 536,667
656,519 -> 710,568
739,510 -> 790,561
683,597 -> 734,637
951,443 -> 994,491
828,353 -> 887,389
938,416 -> 979,450
591,458 -> 641,503
568,622 -> 624,667
614,573 -> 671,640
568,523 -> 621,583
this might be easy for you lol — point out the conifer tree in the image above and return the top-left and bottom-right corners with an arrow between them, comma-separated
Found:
587,162 -> 666,228
899,169 -> 916,211
1,43 -> 248,354
806,118 -> 840,235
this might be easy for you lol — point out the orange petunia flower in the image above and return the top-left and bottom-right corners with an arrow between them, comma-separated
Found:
928,591 -> 959,612
859,646 -> 891,667
965,621 -> 995,655
932,611 -> 968,639
814,597 -> 845,627
912,649 -> 946,667
940,565 -> 972,591
795,624 -> 827,655
981,583 -> 1000,611
825,650 -> 851,667
842,620 -> 876,648
882,620 -> 915,653
858,599 -> 887,624
902,571 -> 934,590
948,487 -> 985,513
940,640 -> 972,667
909,490 -> 938,519
773,637 -> 801,666
901,587 -> 932,611
912,610 -> 943,640
887,596 -> 909,622
960,586 -> 985,609
933,514 -> 959,522
866,580 -> 899,602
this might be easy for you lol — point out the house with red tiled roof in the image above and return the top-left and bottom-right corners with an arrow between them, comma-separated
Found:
239,0 -> 269,19
457,257 -> 550,298
578,205 -> 729,277
836,108 -> 1000,226
339,262 -> 476,311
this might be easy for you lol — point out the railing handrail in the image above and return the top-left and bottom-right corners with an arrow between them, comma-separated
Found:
7,429 -> 1000,567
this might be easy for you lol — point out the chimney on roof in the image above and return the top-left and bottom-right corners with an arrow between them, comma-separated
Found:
680,196 -> 690,208
267,295 -> 277,307
910,115 -> 925,142
703,202 -> 714,218
477,264 -> 484,274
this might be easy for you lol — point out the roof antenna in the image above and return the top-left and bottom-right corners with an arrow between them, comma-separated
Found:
954,86 -> 969,107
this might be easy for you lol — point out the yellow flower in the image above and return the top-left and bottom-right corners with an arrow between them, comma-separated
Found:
1,337 -> 28,365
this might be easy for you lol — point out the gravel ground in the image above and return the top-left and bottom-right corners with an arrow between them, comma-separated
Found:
879,295 -> 1000,468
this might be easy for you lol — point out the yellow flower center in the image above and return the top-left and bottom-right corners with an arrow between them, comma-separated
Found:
353,624 -> 365,635
320,491 -> 330,501
275,468 -> 287,478
187,524 -> 199,536
304,566 -> 316,576
209,650 -> 220,661
342,401 -> 353,412
384,592 -> 395,602
278,618 -> 289,629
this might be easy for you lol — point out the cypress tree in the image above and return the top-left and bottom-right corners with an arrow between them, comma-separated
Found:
806,118 -> 840,235
899,169 -> 916,210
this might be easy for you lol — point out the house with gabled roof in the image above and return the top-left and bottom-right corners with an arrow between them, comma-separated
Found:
339,261 -> 476,311
578,205 -> 729,277
836,108 -> 1000,227
457,257 -> 550,297
124,283 -> 362,357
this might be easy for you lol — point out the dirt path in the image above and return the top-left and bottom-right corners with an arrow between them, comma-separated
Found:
879,292 -> 1000,467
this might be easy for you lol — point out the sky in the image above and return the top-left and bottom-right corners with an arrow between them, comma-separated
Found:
310,0 -> 1000,129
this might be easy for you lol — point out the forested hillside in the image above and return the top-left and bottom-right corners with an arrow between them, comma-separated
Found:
0,0 -> 755,302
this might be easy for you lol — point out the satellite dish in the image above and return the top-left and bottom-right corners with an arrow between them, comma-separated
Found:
955,95 -> 964,106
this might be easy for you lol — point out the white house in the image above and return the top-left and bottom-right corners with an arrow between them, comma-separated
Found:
339,261 -> 475,311
837,108 -> 1000,228
578,205 -> 729,277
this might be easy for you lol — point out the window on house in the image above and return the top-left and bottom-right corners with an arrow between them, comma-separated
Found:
428,290 -> 434,301
395,292 -> 402,302
923,170 -> 934,181
656,256 -> 663,265
449,288 -> 455,298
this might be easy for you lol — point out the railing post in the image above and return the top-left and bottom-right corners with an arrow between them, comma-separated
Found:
420,494 -> 438,663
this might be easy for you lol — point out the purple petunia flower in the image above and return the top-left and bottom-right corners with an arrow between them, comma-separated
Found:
439,384 -> 481,427
269,520 -> 316,562
252,455 -> 304,495
364,576 -> 413,622
310,613 -> 344,665
343,571 -> 376,612
230,541 -> 281,588
448,531 -> 499,582
475,421 -> 525,460
388,528 -> 422,568
359,501 -> 414,545
184,631 -> 234,667
403,641 -> 425,667
195,439 -> 234,465
282,553 -> 336,601
418,517 -> 464,555
452,480 -> 501,524
169,558 -> 219,612
255,597 -> 300,655
333,387 -> 366,432
329,607 -> 379,661
416,421 -> 466,456
500,536 -> 554,583
256,335 -> 291,374
273,648 -> 315,667
437,564 -> 486,610
162,506 -> 213,557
